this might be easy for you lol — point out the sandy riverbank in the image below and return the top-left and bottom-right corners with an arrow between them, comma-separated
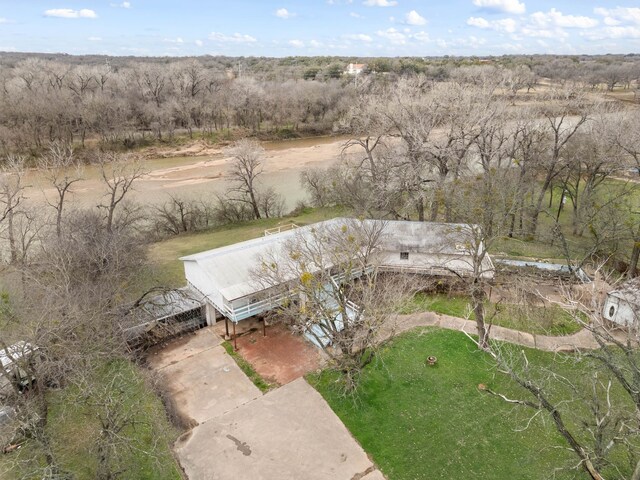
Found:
26,135 -> 352,210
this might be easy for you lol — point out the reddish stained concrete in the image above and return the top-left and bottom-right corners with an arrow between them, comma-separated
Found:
231,322 -> 323,385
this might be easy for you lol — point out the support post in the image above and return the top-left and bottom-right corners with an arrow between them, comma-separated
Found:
233,321 -> 237,351
225,317 -> 229,339
263,319 -> 266,337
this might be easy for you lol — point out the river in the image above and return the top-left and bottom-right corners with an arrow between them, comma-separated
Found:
24,135 -> 351,211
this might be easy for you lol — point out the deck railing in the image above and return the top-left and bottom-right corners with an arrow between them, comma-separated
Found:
264,223 -> 299,236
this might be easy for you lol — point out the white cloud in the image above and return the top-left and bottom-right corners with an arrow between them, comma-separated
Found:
343,33 -> 373,42
350,12 -> 363,18
530,9 -> 598,29
110,1 -> 131,8
164,37 -> 184,44
88,36 -> 102,41
594,7 -> 640,27
275,8 -> 295,19
413,31 -> 430,42
520,26 -> 568,39
472,0 -> 525,15
376,27 -> 406,44
288,39 -> 305,48
494,18 -> 517,33
0,18 -> 8,24
467,16 -> 516,33
405,10 -> 426,26
582,26 -> 640,40
309,39 -> 323,47
364,0 -> 398,7
467,17 -> 490,29
208,32 -> 257,43
44,8 -> 97,19
195,39 -> 204,47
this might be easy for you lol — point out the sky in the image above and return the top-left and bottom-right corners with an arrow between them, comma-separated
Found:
0,1 -> 639,57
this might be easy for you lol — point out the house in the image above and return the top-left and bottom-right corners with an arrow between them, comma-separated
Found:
181,218 -> 494,334
602,277 -> 640,327
345,63 -> 366,75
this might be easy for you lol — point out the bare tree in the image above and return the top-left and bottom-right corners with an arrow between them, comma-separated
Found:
96,153 -> 146,233
0,155 -> 26,264
527,88 -> 590,236
255,219 -> 412,390
472,274 -> 640,480
39,142 -> 83,237
226,139 -> 265,219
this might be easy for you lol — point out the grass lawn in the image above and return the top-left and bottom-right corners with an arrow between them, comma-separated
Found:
309,328 -> 627,480
402,293 -> 582,336
144,206 -> 346,291
0,360 -> 182,480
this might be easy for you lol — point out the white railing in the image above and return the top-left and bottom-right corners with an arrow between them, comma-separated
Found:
264,223 -> 299,236
223,291 -> 293,322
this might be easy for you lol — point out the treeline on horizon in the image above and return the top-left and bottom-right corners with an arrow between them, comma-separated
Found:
0,51 -> 638,157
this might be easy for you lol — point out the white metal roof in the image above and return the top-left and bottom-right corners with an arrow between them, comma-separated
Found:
0,341 -> 36,369
608,277 -> 640,308
181,218 -> 492,305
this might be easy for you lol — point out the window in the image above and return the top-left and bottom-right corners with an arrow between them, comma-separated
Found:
400,251 -> 409,260
609,306 -> 616,318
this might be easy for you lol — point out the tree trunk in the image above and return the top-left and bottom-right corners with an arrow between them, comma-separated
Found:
629,237 -> 640,278
7,207 -> 17,264
249,190 -> 261,220
471,283 -> 489,349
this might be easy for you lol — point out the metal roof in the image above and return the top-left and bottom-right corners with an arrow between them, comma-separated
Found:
608,277 -> 640,308
181,218 -> 491,305
0,341 -> 36,369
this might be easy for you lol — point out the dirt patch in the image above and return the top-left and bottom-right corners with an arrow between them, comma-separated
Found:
232,322 -> 323,385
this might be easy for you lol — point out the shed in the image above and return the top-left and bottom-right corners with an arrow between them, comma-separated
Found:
0,342 -> 37,399
120,287 -> 206,345
603,278 -> 640,327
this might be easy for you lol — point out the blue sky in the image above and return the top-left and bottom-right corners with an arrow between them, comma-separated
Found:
0,1 -> 639,56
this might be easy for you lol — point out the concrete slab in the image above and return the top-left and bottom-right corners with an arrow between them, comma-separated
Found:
175,378 -> 379,480
147,328 -> 223,369
149,328 -> 261,425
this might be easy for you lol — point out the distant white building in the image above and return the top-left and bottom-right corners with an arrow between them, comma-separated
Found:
603,278 -> 640,327
181,218 -> 494,329
345,63 -> 366,75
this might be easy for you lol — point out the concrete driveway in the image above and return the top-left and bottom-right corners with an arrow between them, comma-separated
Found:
148,328 -> 260,425
175,378 -> 381,480
150,327 -> 384,480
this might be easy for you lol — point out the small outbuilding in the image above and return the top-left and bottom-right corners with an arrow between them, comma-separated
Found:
602,278 -> 640,327
0,342 -> 37,399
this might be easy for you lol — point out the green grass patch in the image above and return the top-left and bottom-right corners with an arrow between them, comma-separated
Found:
309,328 -> 627,480
402,293 -> 581,336
222,341 -> 275,392
1,360 -> 182,480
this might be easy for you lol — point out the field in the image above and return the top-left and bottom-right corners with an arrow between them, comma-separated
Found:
0,360 -> 181,480
310,328 -> 630,480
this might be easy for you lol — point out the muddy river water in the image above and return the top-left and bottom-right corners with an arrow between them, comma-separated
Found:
24,135 -> 352,211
